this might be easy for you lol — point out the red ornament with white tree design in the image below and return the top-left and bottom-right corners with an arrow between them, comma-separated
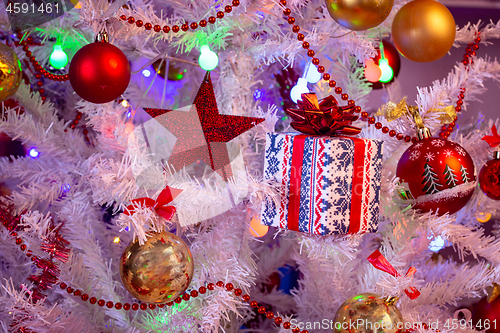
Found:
396,131 -> 476,216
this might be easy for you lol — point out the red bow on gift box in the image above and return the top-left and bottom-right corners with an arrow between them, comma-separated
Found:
482,125 -> 500,148
124,187 -> 182,220
368,250 -> 421,300
286,93 -> 361,136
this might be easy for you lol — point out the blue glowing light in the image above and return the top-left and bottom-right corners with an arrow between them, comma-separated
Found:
142,69 -> 151,77
429,235 -> 446,252
253,89 -> 263,100
127,111 -> 132,119
29,148 -> 39,158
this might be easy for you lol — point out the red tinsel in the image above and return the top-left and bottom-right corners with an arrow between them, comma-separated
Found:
0,202 -> 70,307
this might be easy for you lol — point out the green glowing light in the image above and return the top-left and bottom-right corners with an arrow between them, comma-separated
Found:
378,58 -> 394,83
198,45 -> 218,71
49,44 -> 68,69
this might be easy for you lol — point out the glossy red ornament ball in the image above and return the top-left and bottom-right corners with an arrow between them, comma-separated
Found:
396,137 -> 475,215
69,42 -> 130,104
479,158 -> 500,200
472,297 -> 500,333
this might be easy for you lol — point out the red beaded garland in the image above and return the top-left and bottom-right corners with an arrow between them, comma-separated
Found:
21,232 -> 310,333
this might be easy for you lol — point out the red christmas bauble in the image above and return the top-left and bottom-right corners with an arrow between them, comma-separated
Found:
69,42 -> 130,104
479,158 -> 500,200
396,137 -> 476,215
472,297 -> 500,333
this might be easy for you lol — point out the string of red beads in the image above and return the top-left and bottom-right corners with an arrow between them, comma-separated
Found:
438,32 -> 481,139
119,0 -> 240,34
17,33 -> 70,89
9,228 -> 308,332
64,111 -> 90,142
280,0 -> 479,142
57,279 -> 310,333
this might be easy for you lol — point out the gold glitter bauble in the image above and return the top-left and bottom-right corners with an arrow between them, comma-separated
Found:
392,0 -> 456,62
325,0 -> 394,31
0,43 -> 22,102
119,231 -> 194,303
333,293 -> 405,333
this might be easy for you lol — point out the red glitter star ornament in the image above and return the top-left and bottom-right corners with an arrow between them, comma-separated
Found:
144,72 -> 265,181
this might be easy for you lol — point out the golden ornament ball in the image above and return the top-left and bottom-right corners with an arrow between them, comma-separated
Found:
0,43 -> 22,102
392,0 -> 456,62
333,293 -> 405,333
325,0 -> 394,31
119,231 -> 194,303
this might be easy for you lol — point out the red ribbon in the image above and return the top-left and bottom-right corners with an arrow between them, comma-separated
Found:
368,250 -> 420,300
345,136 -> 365,234
286,93 -> 361,136
124,187 -> 181,220
287,135 -> 307,232
482,125 -> 500,148
287,135 -> 365,234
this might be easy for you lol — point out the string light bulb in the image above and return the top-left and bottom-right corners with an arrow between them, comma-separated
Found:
364,58 -> 382,83
49,44 -> 68,69
29,148 -> 39,158
198,45 -> 218,71
290,78 -> 309,103
249,216 -> 269,237
304,62 -> 321,84
113,237 -> 121,243
428,235 -> 446,252
378,42 -> 394,83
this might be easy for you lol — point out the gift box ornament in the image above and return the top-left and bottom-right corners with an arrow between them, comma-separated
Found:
261,93 -> 384,236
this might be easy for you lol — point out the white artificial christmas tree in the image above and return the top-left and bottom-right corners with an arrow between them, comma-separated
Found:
0,0 -> 500,332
